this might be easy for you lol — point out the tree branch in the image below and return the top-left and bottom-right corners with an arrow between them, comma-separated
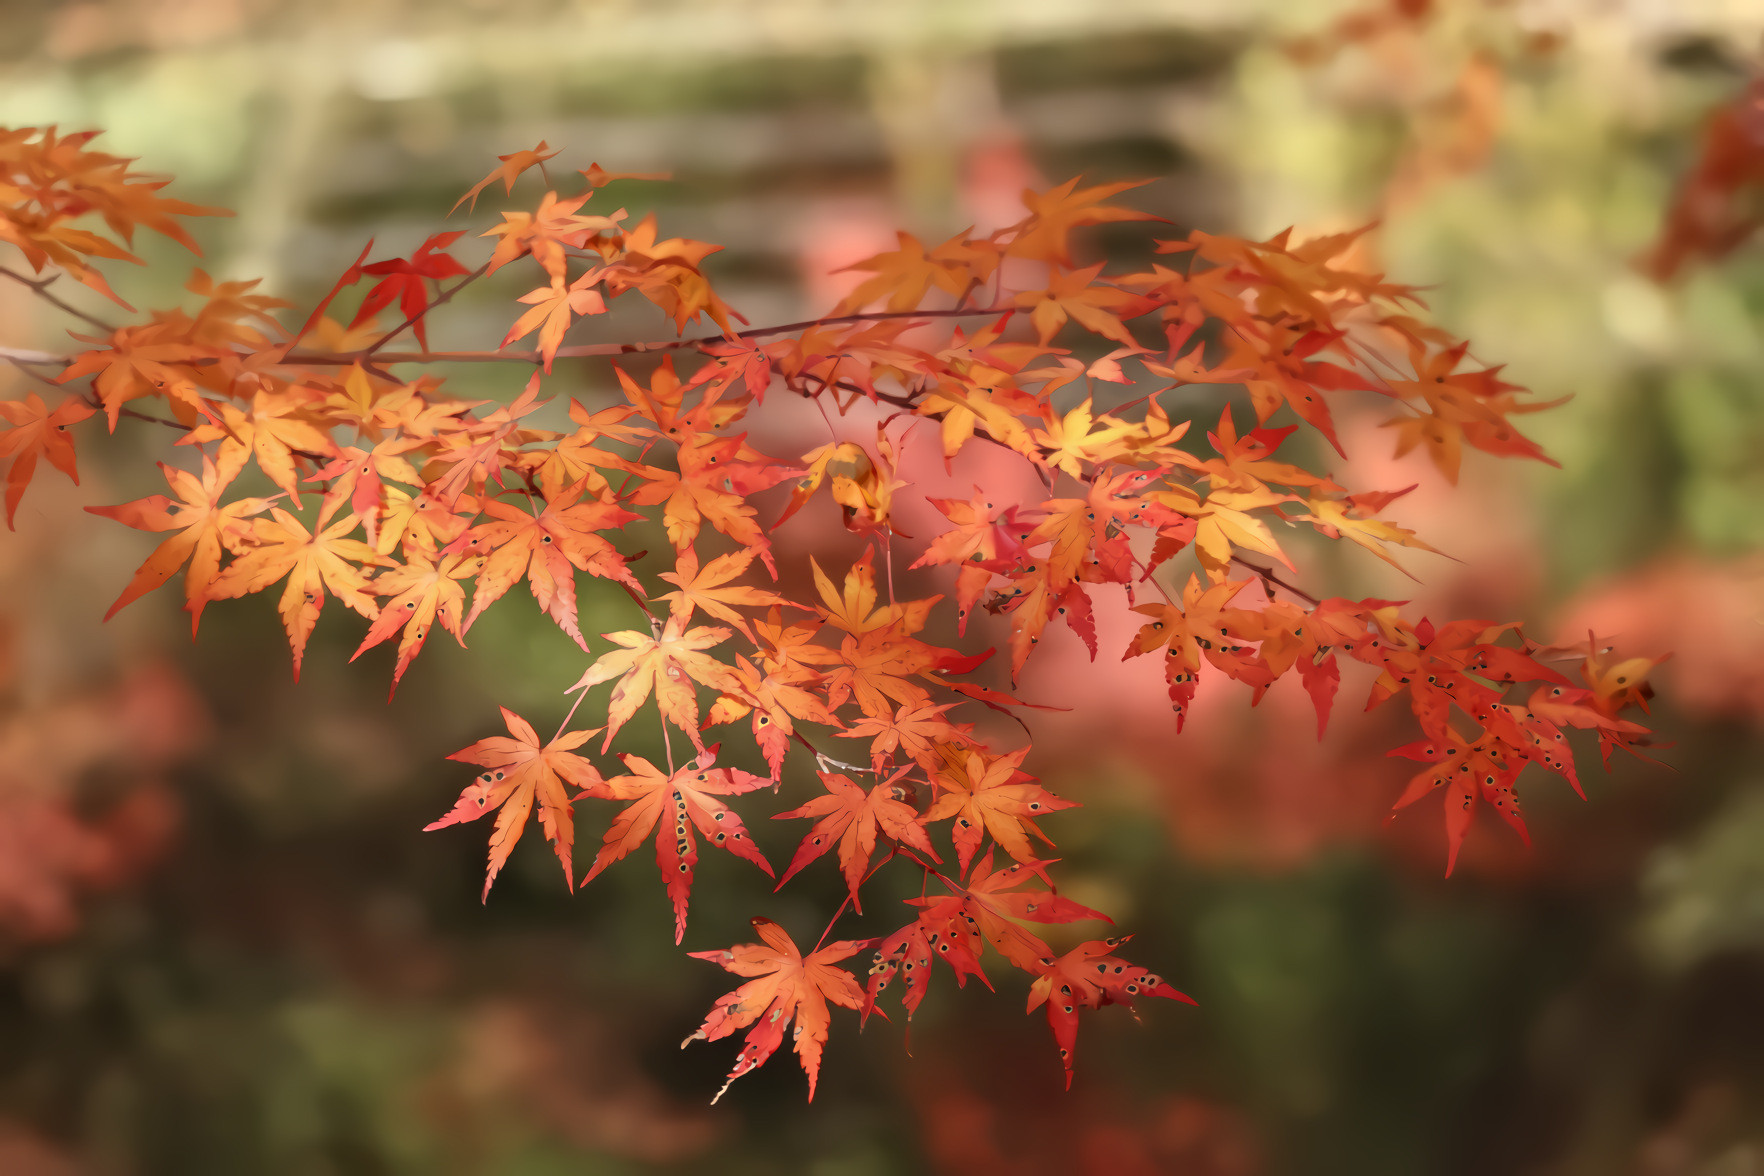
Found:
1229,555 -> 1320,607
361,261 -> 492,358
6,304 -> 1017,372
0,266 -> 116,334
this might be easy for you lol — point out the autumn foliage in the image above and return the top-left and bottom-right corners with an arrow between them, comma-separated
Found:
0,124 -> 1666,1101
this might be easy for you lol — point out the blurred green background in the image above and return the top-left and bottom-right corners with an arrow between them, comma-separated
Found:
2,1 -> 1764,1172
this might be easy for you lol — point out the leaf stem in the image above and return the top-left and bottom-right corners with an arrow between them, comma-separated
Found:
551,683 -> 590,744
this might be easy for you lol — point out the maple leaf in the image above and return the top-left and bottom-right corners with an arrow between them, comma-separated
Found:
501,270 -> 608,371
655,545 -> 788,638
860,911 -> 990,1026
1028,397 -> 1143,478
1381,342 -> 1553,483
777,434 -> 904,535
990,562 -> 1096,681
452,479 -> 640,647
1027,936 -> 1194,1088
452,141 -> 559,214
481,189 -> 624,282
524,398 -> 644,499
181,387 -> 337,504
350,231 -> 470,348
0,392 -> 95,528
566,616 -> 736,751
865,852 -> 1107,1021
1015,264 -> 1157,346
831,230 -> 999,314
1223,321 -> 1371,456
1005,177 -> 1159,266
374,485 -> 473,559
706,655 -> 838,780
686,917 -> 868,1103
1191,406 -> 1338,493
56,326 -> 220,428
810,549 -> 937,637
206,506 -> 390,680
427,707 -> 604,900
1147,483 -> 1297,582
579,162 -> 671,189
582,748 -> 772,943
910,491 -> 1030,634
1301,496 -> 1439,573
85,456 -> 275,630
598,213 -> 742,333
309,436 -> 428,549
424,375 -> 546,508
775,769 -> 938,910
350,542 -> 478,695
838,700 -> 974,772
820,628 -> 960,721
924,746 -> 1076,873
623,434 -> 786,573
1388,730 -> 1528,876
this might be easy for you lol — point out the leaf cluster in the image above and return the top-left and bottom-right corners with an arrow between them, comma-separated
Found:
0,127 -> 1666,1101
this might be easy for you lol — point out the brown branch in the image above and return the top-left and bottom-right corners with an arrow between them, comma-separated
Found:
104,401 -> 192,432
0,266 -> 116,334
6,304 -> 1018,372
1229,554 -> 1320,607
361,260 -> 492,358
285,303 -> 1015,366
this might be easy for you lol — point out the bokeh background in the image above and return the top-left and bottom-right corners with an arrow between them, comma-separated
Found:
2,0 -> 1764,1172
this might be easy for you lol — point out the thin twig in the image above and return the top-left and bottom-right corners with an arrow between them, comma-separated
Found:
0,266 -> 117,334
258,304 -> 1014,366
76,392 -> 191,432
362,261 -> 492,358
789,729 -> 870,776
1229,555 -> 1320,607
0,346 -> 69,366
8,303 -> 1017,373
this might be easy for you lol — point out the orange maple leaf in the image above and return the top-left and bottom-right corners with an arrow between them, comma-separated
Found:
451,141 -> 559,214
1015,263 -> 1157,346
453,479 -> 640,647
582,748 -> 772,942
481,190 -> 624,282
656,545 -> 788,638
1005,177 -> 1160,265
85,456 -> 276,630
427,707 -> 605,900
831,230 -> 1000,315
350,542 -> 478,694
838,700 -> 974,772
566,616 -> 736,750
924,746 -> 1076,873
182,387 -> 338,504
0,392 -> 95,528
706,655 -> 839,780
686,917 -> 867,1102
501,270 -> 608,371
774,769 -> 938,909
206,506 -> 390,679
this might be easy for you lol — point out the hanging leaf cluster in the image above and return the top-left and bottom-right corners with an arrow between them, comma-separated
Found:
0,126 -> 1666,1100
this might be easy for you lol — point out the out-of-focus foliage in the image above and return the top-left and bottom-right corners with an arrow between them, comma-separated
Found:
0,0 -> 1761,1173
